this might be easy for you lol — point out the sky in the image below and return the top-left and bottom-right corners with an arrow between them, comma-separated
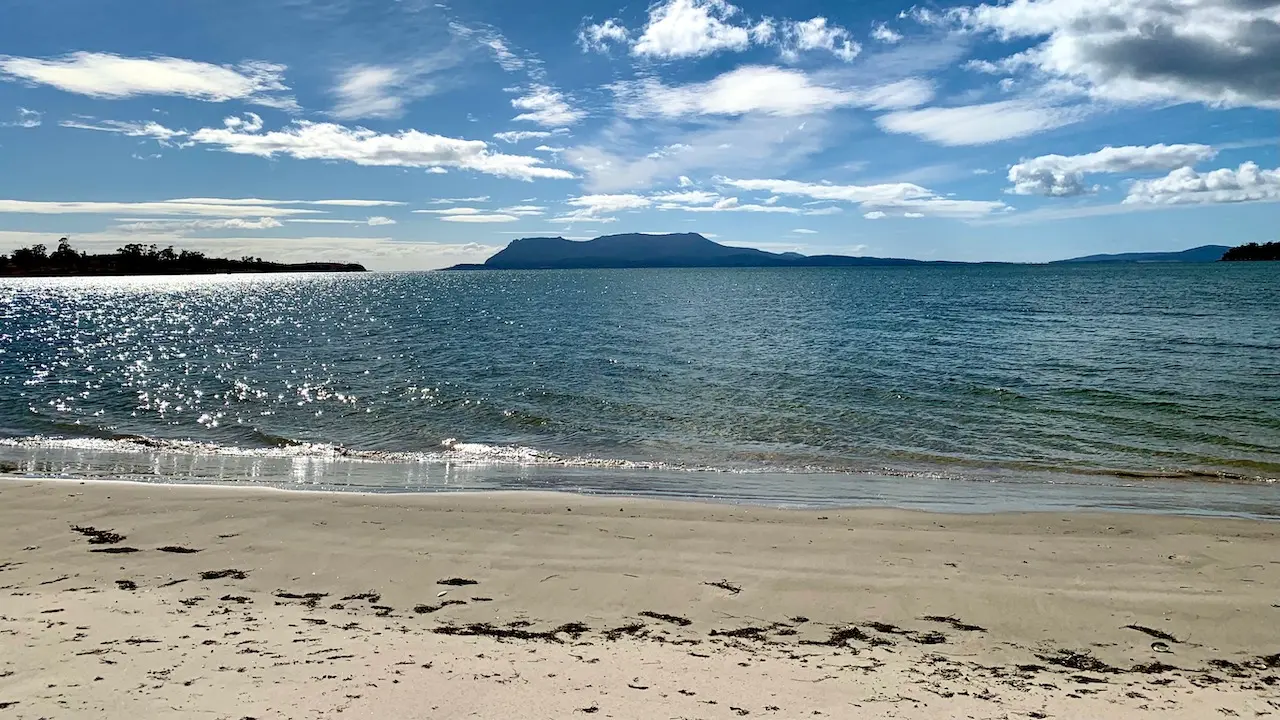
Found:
0,0 -> 1276,270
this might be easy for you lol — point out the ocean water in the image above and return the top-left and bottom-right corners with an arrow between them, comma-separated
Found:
1,265 -> 1277,516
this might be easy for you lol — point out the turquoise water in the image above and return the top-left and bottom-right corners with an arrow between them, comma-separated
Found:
1,264 -> 1277,513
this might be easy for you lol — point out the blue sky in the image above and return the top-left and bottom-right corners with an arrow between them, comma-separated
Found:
0,0 -> 1276,269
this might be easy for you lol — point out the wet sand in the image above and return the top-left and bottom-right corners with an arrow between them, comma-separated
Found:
1,477 -> 1278,719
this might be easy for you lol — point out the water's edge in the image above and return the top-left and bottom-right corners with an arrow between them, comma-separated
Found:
3,438 -> 1276,521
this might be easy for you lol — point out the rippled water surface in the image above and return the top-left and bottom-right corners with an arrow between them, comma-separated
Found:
1,265 -> 1277,511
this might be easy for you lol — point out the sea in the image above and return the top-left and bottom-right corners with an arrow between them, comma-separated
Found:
2,264 -> 1277,518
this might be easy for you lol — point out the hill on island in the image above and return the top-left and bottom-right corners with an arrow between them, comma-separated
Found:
446,233 -> 943,270
1221,242 -> 1280,262
1052,245 -> 1231,263
0,238 -> 365,277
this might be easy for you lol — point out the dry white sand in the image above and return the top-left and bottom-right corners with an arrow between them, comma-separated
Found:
1,477 -> 1278,719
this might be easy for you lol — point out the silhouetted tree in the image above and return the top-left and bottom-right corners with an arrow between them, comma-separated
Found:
1221,241 -> 1279,262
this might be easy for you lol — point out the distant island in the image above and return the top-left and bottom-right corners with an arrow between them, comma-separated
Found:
1221,242 -> 1280,262
1052,245 -> 1231,264
0,239 -> 365,277
445,233 -> 959,270
447,234 -> 1275,271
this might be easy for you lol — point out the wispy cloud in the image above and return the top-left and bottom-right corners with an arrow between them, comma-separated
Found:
0,52 -> 296,110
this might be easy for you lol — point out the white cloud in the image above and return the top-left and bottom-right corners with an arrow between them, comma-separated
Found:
1124,162 -> 1280,205
415,207 -> 486,215
512,86 -> 584,126
568,193 -> 652,213
0,52 -> 295,109
439,214 -> 521,223
953,0 -> 1280,110
330,66 -> 404,120
1008,143 -> 1218,196
612,66 -> 930,118
793,228 -> 818,234
650,190 -> 721,204
781,17 -> 861,62
427,196 -> 490,205
494,130 -> 554,143
607,0 -> 864,63
904,212 -> 924,218
0,199 -> 320,218
871,23 -> 904,44
366,216 -> 396,225
115,217 -> 284,233
186,115 -> 573,180
425,167 -> 449,174
568,115 -> 830,192
719,177 -> 1008,217
632,0 -> 752,59
534,145 -> 565,153
876,99 -> 1089,145
61,117 -> 191,145
579,18 -> 630,52
4,107 -> 40,128
498,205 -> 546,216
168,197 -> 402,207
863,210 -> 887,219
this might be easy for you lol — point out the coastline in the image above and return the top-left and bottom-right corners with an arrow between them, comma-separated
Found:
2,477 -> 1278,718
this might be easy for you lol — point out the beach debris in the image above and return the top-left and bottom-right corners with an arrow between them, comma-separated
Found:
371,605 -> 394,617
802,626 -> 876,647
638,611 -> 692,627
604,623 -> 648,641
437,577 -> 478,586
413,600 -> 465,614
90,547 -> 140,554
200,569 -> 249,580
436,591 -> 448,598
71,526 -> 125,545
275,591 -> 328,609
179,597 -> 203,607
115,580 -> 137,591
1123,624 -> 1180,643
577,705 -> 598,714
158,579 -> 187,588
789,616 -> 810,624
1037,650 -> 1120,674
220,595 -> 251,604
157,546 -> 202,554
921,615 -> 988,633
711,626 -> 770,641
704,580 -> 742,595
910,630 -> 948,645
340,592 -> 381,603
433,622 -> 587,643
1151,642 -> 1172,654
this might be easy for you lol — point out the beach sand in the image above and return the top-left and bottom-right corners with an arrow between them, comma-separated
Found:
1,477 -> 1277,719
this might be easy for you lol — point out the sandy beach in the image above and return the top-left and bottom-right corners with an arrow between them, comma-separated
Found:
1,477 -> 1277,719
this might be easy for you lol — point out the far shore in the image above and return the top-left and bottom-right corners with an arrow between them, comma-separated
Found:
1,477 -> 1278,719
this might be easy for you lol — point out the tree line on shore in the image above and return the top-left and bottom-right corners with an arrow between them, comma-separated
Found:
0,238 -> 365,276
1221,242 -> 1280,262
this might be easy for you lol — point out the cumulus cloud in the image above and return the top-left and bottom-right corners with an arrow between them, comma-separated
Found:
876,99 -> 1090,145
1008,143 -> 1218,196
611,67 -> 932,118
0,52 -> 296,109
1124,162 -> 1280,205
871,23 -> 903,43
719,177 -> 1009,217
185,115 -> 573,180
366,215 -> 397,225
511,85 -> 585,126
780,18 -> 861,62
579,18 -> 630,52
863,210 -> 887,219
952,0 -> 1280,110
632,0 -> 752,59
585,0 -> 863,62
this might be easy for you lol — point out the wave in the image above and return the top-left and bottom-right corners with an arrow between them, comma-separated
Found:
0,433 -> 1275,486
